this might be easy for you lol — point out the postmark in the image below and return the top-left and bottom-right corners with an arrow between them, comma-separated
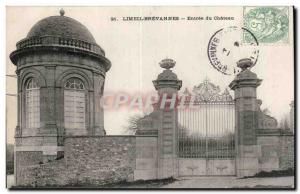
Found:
243,7 -> 289,43
207,26 -> 259,75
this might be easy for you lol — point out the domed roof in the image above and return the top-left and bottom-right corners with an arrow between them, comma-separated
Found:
10,12 -> 111,71
27,15 -> 96,44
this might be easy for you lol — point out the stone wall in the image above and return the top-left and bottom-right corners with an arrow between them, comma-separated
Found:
257,134 -> 294,172
15,151 -> 43,185
278,135 -> 294,170
16,136 -> 136,187
15,134 -> 295,187
134,136 -> 158,180
257,136 -> 279,172
64,136 -> 136,185
16,158 -> 67,186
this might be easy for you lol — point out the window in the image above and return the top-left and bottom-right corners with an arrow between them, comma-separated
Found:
64,78 -> 85,129
26,78 -> 40,128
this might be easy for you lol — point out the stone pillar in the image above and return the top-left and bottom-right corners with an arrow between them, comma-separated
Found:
93,73 -> 106,135
152,59 -> 182,179
229,58 -> 262,177
40,65 -> 59,162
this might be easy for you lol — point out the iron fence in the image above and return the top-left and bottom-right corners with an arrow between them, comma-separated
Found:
178,102 -> 235,158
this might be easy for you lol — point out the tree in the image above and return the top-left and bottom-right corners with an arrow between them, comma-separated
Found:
6,144 -> 14,175
262,108 -> 270,115
178,123 -> 190,137
123,114 -> 144,135
279,114 -> 290,131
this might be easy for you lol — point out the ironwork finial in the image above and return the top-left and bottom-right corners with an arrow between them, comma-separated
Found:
203,77 -> 210,85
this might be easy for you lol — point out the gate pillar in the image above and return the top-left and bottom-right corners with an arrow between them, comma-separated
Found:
229,58 -> 262,177
153,59 -> 182,179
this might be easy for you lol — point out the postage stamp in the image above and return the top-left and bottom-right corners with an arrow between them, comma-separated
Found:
243,6 -> 289,44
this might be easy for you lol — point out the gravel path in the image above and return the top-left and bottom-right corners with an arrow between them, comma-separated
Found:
7,174 -> 294,189
162,176 -> 295,188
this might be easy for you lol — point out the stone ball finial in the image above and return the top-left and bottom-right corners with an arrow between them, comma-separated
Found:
59,8 -> 65,16
159,58 -> 176,69
237,58 -> 253,71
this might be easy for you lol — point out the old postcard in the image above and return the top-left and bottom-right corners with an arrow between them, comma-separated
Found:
6,6 -> 294,189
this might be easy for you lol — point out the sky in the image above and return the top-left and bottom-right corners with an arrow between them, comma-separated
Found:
6,6 -> 294,143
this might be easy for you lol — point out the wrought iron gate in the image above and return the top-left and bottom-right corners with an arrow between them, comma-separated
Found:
177,79 -> 236,176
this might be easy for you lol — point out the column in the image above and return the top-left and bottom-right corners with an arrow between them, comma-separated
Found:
152,59 -> 182,179
40,65 -> 58,162
93,73 -> 106,135
229,58 -> 262,177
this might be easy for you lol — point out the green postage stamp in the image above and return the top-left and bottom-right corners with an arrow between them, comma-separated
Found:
243,7 -> 289,44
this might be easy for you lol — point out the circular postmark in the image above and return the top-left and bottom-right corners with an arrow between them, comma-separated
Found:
244,7 -> 289,43
207,26 -> 259,75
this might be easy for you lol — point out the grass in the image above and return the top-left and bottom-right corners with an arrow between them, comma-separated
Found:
241,168 -> 294,179
11,177 -> 177,189
100,177 -> 176,188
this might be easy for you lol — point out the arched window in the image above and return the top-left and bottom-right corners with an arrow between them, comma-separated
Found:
26,78 -> 40,128
64,78 -> 86,129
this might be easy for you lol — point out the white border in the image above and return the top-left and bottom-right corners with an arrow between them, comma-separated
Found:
1,0 -> 298,193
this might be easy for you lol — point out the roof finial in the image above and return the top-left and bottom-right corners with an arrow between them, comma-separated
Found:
237,58 -> 253,71
59,8 -> 65,16
204,77 -> 210,84
159,58 -> 176,70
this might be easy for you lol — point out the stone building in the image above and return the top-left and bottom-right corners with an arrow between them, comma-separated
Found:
10,10 -> 111,184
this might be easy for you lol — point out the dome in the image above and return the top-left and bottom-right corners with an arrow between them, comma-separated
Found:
27,15 -> 96,44
10,12 -> 111,71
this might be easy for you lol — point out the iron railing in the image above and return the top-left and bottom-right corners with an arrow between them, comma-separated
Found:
16,35 -> 105,56
177,101 -> 235,158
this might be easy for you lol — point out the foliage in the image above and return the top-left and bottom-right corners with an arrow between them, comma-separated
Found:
242,168 -> 294,179
279,113 -> 291,131
6,144 -> 14,175
262,108 -> 270,115
123,114 -> 145,135
178,130 -> 235,158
